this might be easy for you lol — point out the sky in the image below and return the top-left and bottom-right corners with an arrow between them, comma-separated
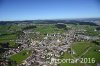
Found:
0,0 -> 100,21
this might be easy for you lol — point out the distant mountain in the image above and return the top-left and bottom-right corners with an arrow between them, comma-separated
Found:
75,18 -> 100,21
0,18 -> 100,26
93,21 -> 100,25
74,18 -> 100,25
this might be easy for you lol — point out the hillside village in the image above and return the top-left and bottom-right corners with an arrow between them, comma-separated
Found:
0,22 -> 100,66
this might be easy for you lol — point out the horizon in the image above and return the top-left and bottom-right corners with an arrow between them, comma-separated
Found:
0,0 -> 100,21
0,17 -> 100,21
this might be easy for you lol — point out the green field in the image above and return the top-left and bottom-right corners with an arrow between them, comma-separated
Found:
71,41 -> 91,57
0,24 -> 21,47
71,41 -> 100,66
83,43 -> 100,66
59,53 -> 85,66
60,41 -> 100,66
9,50 -> 32,64
33,24 -> 65,34
0,34 -> 16,47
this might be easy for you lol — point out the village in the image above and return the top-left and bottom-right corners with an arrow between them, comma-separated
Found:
1,23 -> 100,66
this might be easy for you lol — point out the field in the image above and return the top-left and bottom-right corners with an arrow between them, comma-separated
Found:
59,41 -> 100,66
0,33 -> 16,47
9,50 -> 32,64
83,42 -> 100,66
59,53 -> 85,66
71,41 -> 91,57
33,24 -> 65,34
71,41 -> 100,66
0,23 -> 25,47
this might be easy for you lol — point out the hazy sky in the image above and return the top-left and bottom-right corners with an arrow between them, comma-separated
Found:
0,0 -> 100,21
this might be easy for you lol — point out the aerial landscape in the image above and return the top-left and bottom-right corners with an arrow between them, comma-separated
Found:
0,0 -> 100,66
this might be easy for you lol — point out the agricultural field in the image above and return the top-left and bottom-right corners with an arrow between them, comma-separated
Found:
71,41 -> 91,57
9,50 -> 32,64
32,24 -> 66,34
59,53 -> 85,66
83,41 -> 100,66
0,25 -> 17,47
70,41 -> 100,66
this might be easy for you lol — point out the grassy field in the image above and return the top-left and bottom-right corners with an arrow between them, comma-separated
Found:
9,50 -> 32,64
0,34 -> 16,47
83,43 -> 100,66
60,41 -> 100,66
0,24 -> 21,47
71,41 -> 91,57
84,26 -> 99,36
33,24 -> 65,34
0,34 -> 16,40
71,41 -> 100,66
0,25 -> 10,31
59,53 -> 85,66
0,40 -> 15,47
59,53 -> 74,66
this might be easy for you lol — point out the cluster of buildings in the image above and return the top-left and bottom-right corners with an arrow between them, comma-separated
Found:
2,27 -> 100,66
19,30 -> 77,66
